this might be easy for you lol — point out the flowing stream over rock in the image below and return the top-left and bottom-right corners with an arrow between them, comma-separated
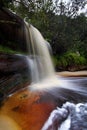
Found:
24,23 -> 87,130
0,22 -> 87,130
24,22 -> 87,94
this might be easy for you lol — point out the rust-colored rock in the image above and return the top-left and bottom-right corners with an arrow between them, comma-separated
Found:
0,88 -> 57,130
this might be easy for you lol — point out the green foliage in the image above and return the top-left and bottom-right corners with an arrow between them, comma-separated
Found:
53,52 -> 87,69
1,0 -> 87,70
64,52 -> 86,65
0,45 -> 25,54
0,45 -> 15,53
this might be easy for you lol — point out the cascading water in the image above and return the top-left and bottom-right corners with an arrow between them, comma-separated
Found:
25,22 -> 55,83
24,22 -> 87,130
0,20 -> 87,130
24,22 -> 87,95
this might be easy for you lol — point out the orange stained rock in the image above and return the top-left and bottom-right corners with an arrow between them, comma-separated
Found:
0,115 -> 22,130
0,88 -> 57,130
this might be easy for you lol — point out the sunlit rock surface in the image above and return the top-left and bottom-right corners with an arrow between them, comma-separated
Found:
0,115 -> 21,130
0,88 -> 57,130
42,102 -> 87,130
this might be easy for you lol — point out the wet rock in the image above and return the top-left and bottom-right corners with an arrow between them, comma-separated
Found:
0,53 -> 31,102
0,53 -> 29,74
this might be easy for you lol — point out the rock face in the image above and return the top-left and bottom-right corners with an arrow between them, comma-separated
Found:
56,65 -> 87,72
0,53 -> 31,102
0,8 -> 27,52
0,53 -> 28,73
0,8 -> 30,102
0,89 -> 57,130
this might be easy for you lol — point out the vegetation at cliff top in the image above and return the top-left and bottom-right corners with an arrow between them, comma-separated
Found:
0,45 -> 26,54
0,0 -> 87,70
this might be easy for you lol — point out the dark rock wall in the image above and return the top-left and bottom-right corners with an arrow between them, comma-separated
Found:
0,8 -> 27,52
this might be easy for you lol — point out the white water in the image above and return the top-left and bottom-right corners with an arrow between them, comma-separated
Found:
24,22 -> 87,130
25,22 -> 55,83
42,102 -> 87,130
24,22 -> 87,95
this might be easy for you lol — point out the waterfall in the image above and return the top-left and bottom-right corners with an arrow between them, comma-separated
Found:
24,22 -> 55,84
24,22 -> 87,95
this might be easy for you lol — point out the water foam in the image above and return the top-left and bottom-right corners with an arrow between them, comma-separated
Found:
24,22 -> 87,99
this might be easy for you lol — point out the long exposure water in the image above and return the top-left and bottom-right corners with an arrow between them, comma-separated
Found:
0,22 -> 87,130
23,23 -> 87,129
25,22 -> 55,83
24,23 -> 87,98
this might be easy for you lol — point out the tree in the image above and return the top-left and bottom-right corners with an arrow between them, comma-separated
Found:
1,0 -> 87,60
54,0 -> 87,18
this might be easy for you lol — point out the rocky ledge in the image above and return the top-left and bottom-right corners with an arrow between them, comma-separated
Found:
0,53 -> 31,102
